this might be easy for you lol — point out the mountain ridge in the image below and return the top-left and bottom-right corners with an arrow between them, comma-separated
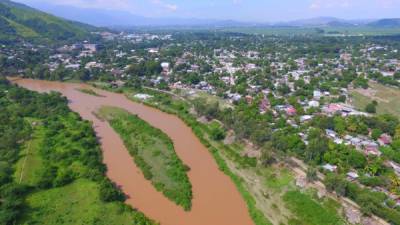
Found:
0,0 -> 94,43
17,2 -> 400,29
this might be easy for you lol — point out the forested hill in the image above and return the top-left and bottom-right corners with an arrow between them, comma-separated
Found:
0,0 -> 94,43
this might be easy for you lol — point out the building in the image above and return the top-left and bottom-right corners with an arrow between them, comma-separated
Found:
378,134 -> 393,146
347,172 -> 359,181
285,106 -> 297,116
322,164 -> 337,172
134,94 -> 153,100
308,100 -> 320,108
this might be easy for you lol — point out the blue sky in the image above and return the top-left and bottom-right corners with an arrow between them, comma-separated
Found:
16,0 -> 400,21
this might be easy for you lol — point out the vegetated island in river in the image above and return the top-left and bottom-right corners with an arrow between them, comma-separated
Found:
0,78 -> 156,225
96,106 -> 193,210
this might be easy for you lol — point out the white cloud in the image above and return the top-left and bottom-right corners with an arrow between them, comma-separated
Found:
309,0 -> 352,10
50,0 -> 134,10
151,0 -> 178,12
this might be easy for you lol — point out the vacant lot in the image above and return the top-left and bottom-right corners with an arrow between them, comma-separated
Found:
283,190 -> 345,225
351,81 -> 400,117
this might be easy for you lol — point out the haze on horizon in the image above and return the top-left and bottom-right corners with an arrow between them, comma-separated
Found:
14,0 -> 400,22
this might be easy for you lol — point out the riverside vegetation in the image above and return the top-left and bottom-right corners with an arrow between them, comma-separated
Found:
101,83 -> 346,225
96,106 -> 192,210
0,77 -> 155,225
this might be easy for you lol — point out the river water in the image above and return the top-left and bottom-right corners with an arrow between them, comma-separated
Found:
12,79 -> 254,225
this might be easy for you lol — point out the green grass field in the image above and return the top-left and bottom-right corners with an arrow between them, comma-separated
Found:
223,26 -> 400,36
97,106 -> 192,210
351,82 -> 400,117
283,190 -> 345,225
263,167 -> 293,190
14,124 -> 44,186
21,179 -> 153,225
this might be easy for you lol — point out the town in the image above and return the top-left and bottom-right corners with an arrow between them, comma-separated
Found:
2,24 -> 400,225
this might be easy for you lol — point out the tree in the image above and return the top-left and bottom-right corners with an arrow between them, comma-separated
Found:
371,128 -> 383,140
306,167 -> 318,182
209,123 -> 226,141
261,143 -> 275,166
365,102 -> 377,114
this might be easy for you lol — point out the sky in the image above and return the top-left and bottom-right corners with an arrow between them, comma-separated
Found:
15,0 -> 400,22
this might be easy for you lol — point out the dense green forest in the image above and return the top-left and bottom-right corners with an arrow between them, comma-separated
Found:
0,77 -> 155,225
0,0 -> 92,43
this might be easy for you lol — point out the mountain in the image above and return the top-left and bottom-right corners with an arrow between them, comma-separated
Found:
280,17 -> 344,26
368,18 -> 400,28
19,1 -> 255,27
0,0 -> 93,43
274,17 -> 373,27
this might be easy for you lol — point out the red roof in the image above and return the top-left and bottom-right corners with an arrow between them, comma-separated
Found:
379,134 -> 392,145
286,106 -> 297,116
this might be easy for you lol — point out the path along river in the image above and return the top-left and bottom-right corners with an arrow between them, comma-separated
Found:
12,79 -> 254,225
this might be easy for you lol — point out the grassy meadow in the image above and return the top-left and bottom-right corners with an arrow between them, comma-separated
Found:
223,26 -> 400,36
351,81 -> 400,117
21,179 -> 152,225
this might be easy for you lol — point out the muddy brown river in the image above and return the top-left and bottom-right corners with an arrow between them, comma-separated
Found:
12,79 -> 254,225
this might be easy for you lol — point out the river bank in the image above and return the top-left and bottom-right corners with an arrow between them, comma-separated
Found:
11,78 -> 254,225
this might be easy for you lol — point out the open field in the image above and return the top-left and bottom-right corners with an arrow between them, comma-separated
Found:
283,190 -> 344,225
96,106 -> 192,210
21,179 -> 152,225
223,26 -> 400,36
350,81 -> 400,117
13,124 -> 44,186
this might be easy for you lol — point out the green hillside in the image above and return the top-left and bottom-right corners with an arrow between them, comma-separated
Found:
0,0 -> 92,43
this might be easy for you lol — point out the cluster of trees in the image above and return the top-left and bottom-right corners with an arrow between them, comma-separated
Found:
126,60 -> 162,77
190,90 -> 400,223
325,173 -> 400,224
0,78 -> 138,224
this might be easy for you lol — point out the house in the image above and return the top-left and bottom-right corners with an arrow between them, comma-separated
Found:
322,164 -> 337,172
323,103 -> 344,115
110,80 -> 125,88
245,63 -> 257,71
161,62 -> 170,71
245,95 -> 254,104
378,134 -> 392,146
334,138 -> 344,145
148,48 -> 159,54
389,161 -> 400,176
85,62 -> 104,69
347,172 -> 359,181
300,115 -> 313,123
259,98 -> 270,114
134,94 -> 153,100
350,137 -> 362,146
365,144 -> 381,156
285,106 -> 297,116
313,90 -> 322,100
65,64 -> 80,70
308,100 -> 320,108
83,43 -> 99,52
326,129 -> 337,138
